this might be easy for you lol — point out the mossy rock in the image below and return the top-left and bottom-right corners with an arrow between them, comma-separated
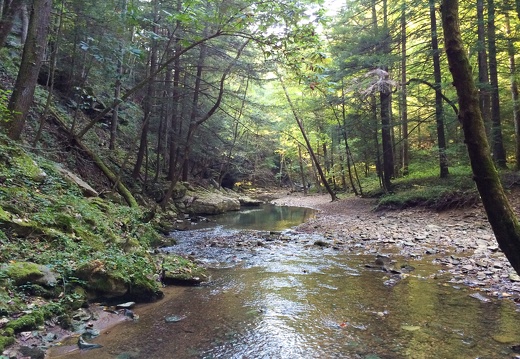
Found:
161,254 -> 208,285
75,260 -> 128,298
0,287 -> 22,316
2,262 -> 58,289
12,155 -> 47,182
127,276 -> 163,302
3,262 -> 44,286
1,217 -> 43,237
6,308 -> 45,332
0,334 -> 15,352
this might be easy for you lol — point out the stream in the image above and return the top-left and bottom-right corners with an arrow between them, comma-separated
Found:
50,205 -> 520,358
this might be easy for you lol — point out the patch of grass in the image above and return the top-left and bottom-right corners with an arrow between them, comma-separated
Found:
362,163 -> 480,211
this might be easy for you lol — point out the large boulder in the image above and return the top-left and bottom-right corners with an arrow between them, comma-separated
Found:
2,262 -> 57,287
75,260 -> 128,299
177,188 -> 240,215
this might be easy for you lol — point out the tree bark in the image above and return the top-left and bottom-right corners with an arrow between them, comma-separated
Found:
278,73 -> 337,202
487,0 -> 507,168
4,0 -> 51,140
380,85 -> 393,190
504,8 -> 520,170
430,0 -> 449,178
441,0 -> 520,275
133,0 -> 158,179
477,0 -> 491,138
400,1 -> 409,176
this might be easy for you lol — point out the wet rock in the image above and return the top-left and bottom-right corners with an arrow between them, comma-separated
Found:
469,292 -> 490,303
78,335 -> 103,350
165,314 -> 186,323
18,346 -> 45,359
314,240 -> 329,247
116,302 -> 135,309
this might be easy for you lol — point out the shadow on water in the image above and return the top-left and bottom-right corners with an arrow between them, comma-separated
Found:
49,206 -> 520,359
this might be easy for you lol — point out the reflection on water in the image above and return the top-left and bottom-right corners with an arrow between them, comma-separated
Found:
204,204 -> 316,231
48,206 -> 520,359
50,244 -> 520,359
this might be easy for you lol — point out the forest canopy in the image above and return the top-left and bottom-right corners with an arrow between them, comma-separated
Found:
0,0 -> 520,219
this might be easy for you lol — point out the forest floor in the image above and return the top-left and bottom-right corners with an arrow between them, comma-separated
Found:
271,190 -> 520,302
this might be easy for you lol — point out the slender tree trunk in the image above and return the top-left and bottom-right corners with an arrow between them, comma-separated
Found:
400,1 -> 409,175
110,0 -> 127,150
167,27 -> 182,180
430,0 -> 449,178
33,0 -> 65,147
338,83 -> 361,195
442,0 -> 520,275
298,144 -> 307,195
488,0 -> 507,168
477,0 -> 491,138
110,61 -> 122,150
182,42 -> 206,182
380,84 -> 393,189
505,9 -> 520,170
4,0 -> 51,140
133,0 -> 158,179
278,73 -> 337,201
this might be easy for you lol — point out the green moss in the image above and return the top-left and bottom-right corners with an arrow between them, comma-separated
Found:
12,155 -> 46,182
161,254 -> 208,284
6,313 -> 37,332
0,334 -> 15,352
0,287 -> 22,315
4,262 -> 43,286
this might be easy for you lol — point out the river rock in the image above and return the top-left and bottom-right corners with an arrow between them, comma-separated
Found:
165,314 -> 186,323
179,188 -> 240,215
75,260 -> 128,298
116,302 -> 136,309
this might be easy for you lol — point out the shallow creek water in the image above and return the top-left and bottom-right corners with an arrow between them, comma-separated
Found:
50,207 -> 520,359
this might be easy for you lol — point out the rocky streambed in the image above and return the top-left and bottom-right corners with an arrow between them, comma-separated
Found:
8,191 -> 520,358
272,193 -> 520,301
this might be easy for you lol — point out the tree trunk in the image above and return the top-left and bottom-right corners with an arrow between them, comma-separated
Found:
504,8 -> 520,170
167,30 -> 182,180
400,1 -> 409,176
181,41 -> 207,182
132,0 -> 158,179
380,86 -> 393,190
20,3 -> 27,44
4,0 -> 51,140
477,0 -> 491,138
487,0 -> 507,168
430,0 -> 449,178
442,0 -> 520,276
298,144 -> 307,195
109,0 -> 127,150
278,73 -> 337,201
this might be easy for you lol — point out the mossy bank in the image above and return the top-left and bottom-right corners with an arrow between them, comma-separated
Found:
0,136 -> 205,353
